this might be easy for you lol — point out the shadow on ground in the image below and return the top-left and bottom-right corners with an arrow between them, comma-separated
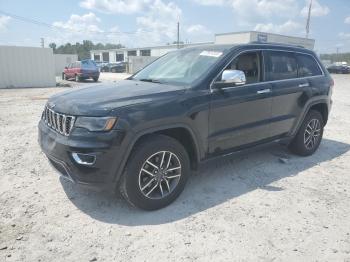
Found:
60,138 -> 349,225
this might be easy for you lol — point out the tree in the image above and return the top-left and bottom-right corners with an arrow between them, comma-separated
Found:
51,41 -> 125,60
49,43 -> 56,51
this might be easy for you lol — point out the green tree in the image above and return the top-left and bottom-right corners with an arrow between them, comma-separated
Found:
51,41 -> 125,60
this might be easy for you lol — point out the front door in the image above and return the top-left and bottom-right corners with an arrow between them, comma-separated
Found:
208,51 -> 273,155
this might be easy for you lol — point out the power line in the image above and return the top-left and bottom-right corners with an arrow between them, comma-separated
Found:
0,9 -> 153,36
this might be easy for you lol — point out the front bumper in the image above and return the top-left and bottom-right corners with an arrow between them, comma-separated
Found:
38,120 -> 125,191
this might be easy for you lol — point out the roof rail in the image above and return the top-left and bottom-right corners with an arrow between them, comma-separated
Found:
249,41 -> 306,48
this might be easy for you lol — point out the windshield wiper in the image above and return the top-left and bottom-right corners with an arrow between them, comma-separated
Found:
138,78 -> 163,84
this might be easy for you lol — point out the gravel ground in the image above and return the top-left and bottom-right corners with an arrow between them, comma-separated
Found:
1,74 -> 350,261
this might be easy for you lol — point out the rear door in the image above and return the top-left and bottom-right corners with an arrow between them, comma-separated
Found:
265,50 -> 313,137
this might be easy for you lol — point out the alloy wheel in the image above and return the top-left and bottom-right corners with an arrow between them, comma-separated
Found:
138,151 -> 182,200
303,118 -> 321,150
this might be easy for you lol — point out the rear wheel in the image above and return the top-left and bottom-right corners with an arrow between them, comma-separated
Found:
120,135 -> 190,210
288,110 -> 324,156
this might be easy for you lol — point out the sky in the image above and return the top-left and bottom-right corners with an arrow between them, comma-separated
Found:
0,0 -> 349,54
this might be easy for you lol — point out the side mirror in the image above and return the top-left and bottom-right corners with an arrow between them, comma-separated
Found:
64,66 -> 68,69
220,69 -> 246,85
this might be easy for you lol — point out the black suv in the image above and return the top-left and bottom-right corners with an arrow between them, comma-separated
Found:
39,43 -> 333,210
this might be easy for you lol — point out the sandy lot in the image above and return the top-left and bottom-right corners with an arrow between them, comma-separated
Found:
1,74 -> 350,261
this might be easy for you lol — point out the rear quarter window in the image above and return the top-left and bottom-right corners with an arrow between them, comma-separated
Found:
264,51 -> 297,81
296,54 -> 322,77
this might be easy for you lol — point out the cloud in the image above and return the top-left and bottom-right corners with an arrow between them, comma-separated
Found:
0,15 -> 11,32
80,0 -> 151,14
254,20 -> 303,34
192,0 -> 225,5
345,16 -> 350,24
300,0 -> 329,17
52,12 -> 103,34
134,0 -> 182,45
339,32 -> 350,40
186,24 -> 211,35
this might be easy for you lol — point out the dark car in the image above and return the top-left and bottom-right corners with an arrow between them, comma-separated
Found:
327,64 -> 350,74
63,60 -> 100,82
40,43 -> 333,210
100,62 -> 127,73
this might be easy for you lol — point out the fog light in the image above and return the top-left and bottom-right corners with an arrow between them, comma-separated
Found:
72,152 -> 96,166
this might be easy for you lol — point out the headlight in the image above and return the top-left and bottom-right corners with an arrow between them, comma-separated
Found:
74,117 -> 117,132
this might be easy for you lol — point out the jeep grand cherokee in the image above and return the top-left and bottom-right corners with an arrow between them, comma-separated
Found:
39,43 -> 333,210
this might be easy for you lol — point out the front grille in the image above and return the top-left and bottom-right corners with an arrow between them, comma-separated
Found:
42,106 -> 75,136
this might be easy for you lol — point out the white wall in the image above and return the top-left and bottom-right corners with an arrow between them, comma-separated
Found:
54,54 -> 78,76
0,46 -> 56,88
215,31 -> 315,50
215,32 -> 251,45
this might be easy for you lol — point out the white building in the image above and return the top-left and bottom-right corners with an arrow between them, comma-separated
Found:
90,42 -> 212,63
90,31 -> 315,63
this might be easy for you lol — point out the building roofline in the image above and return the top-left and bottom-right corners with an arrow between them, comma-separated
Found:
215,31 -> 315,42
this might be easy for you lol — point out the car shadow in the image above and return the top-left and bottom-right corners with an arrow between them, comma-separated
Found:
60,138 -> 349,225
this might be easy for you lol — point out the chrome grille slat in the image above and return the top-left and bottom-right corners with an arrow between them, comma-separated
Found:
42,106 -> 75,136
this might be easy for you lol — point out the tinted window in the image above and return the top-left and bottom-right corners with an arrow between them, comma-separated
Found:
224,51 -> 261,84
140,49 -> 151,56
297,54 -> 322,77
264,51 -> 297,81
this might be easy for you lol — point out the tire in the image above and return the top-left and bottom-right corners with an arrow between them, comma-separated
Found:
93,77 -> 99,82
120,135 -> 190,210
75,74 -> 80,82
62,73 -> 65,80
288,110 -> 324,156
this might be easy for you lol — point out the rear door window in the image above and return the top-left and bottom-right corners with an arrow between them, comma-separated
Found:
264,51 -> 297,81
296,54 -> 322,77
81,60 -> 97,69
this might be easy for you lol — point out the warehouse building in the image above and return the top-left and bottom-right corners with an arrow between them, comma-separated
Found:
90,31 -> 315,64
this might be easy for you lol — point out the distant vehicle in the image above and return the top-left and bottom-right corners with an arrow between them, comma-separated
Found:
327,64 -> 350,74
63,60 -> 100,82
95,61 -> 109,71
100,62 -> 127,73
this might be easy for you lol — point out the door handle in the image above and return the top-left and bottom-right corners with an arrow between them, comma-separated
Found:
298,83 -> 310,88
257,88 -> 271,94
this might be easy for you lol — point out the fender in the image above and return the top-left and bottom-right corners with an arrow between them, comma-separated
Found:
289,95 -> 330,137
112,123 -> 203,184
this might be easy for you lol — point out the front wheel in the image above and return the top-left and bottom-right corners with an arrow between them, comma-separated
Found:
93,77 -> 99,82
289,110 -> 324,156
120,135 -> 190,210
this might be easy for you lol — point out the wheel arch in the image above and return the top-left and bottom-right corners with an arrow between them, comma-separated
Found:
114,124 -> 202,185
291,98 -> 330,137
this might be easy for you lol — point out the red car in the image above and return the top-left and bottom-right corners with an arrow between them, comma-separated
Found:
62,60 -> 100,82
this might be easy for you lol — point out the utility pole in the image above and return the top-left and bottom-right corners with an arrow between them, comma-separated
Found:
40,38 -> 44,48
177,21 -> 180,49
305,0 -> 313,38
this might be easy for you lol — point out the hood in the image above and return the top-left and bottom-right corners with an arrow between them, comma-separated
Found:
48,80 -> 185,116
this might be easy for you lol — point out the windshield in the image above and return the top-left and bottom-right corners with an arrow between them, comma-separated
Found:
131,47 -> 226,85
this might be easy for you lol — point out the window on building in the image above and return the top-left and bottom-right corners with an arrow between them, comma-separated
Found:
264,51 -> 297,81
102,52 -> 109,62
94,54 -> 101,61
116,53 -> 124,62
127,50 -> 137,56
140,49 -> 151,56
296,54 -> 322,77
